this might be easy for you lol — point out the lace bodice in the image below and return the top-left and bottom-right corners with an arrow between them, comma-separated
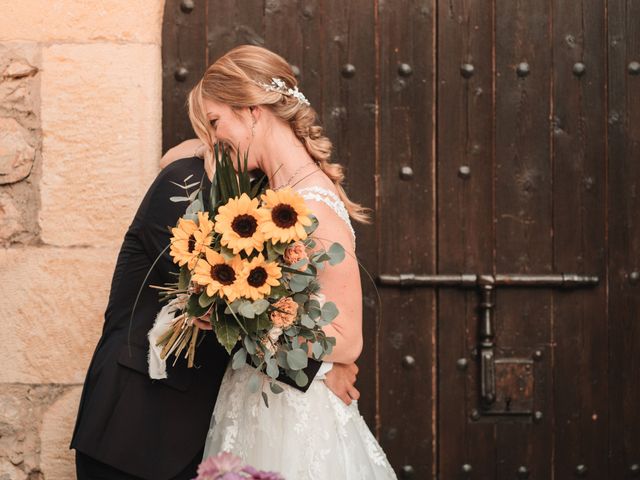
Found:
295,186 -> 356,249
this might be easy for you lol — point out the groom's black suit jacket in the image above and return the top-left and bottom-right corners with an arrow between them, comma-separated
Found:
70,157 -> 321,480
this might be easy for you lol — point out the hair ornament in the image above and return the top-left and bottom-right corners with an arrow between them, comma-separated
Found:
256,77 -> 310,106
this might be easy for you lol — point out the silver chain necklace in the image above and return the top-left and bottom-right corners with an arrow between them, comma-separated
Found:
272,161 -> 320,191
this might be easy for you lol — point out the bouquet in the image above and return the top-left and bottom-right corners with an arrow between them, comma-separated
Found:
147,144 -> 345,400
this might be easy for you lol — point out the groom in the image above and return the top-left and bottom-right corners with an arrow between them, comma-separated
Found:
70,150 -> 360,480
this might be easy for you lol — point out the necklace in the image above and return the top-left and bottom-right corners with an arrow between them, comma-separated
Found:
272,161 -> 320,191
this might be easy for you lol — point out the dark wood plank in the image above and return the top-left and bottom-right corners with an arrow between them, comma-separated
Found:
319,0 -> 379,431
205,0 -> 264,66
607,0 -> 640,477
436,0 -> 496,478
162,0 -> 207,151
494,0 -> 554,478
552,0 -> 609,478
377,0 -> 436,477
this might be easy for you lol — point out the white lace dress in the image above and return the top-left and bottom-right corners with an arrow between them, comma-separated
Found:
202,186 -> 397,479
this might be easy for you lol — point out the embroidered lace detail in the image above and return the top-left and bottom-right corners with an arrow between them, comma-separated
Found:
295,186 -> 356,249
203,363 -> 397,479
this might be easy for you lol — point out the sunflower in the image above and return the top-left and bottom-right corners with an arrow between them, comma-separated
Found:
191,248 -> 246,302
170,211 -> 214,269
236,253 -> 282,300
214,193 -> 265,255
258,188 -> 312,244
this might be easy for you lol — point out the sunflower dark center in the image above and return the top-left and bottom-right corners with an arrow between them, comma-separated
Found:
271,204 -> 298,228
231,214 -> 258,238
211,264 -> 235,285
187,234 -> 197,252
247,267 -> 268,287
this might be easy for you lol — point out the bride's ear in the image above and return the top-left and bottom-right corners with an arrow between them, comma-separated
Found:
249,105 -> 261,123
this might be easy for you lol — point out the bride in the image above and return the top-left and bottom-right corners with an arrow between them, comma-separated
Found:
183,44 -> 397,479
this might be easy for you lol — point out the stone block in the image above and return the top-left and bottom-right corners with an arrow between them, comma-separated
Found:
0,247 -> 116,383
39,43 -> 161,247
0,0 -> 164,44
0,117 -> 36,184
40,387 -> 82,480
0,43 -> 41,121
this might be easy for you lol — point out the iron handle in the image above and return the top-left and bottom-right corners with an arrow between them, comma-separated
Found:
377,272 -> 599,409
377,273 -> 599,288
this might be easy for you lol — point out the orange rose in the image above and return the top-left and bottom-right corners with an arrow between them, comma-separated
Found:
283,241 -> 308,267
270,297 -> 298,329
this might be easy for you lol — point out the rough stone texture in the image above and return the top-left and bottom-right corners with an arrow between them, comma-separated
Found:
1,1 -> 165,476
39,43 -> 161,248
0,384 -> 68,480
0,1 -> 164,44
0,247 -> 116,384
39,387 -> 81,480
0,43 -> 41,123
0,117 -> 36,184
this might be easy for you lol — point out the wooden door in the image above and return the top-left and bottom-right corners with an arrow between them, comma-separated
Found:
162,1 -> 640,478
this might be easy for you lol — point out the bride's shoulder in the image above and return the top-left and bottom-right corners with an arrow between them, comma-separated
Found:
293,183 -> 356,251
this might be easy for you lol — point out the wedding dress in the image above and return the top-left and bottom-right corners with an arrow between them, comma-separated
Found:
202,186 -> 397,479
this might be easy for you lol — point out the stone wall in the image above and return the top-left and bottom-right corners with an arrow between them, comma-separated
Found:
0,2 -> 165,478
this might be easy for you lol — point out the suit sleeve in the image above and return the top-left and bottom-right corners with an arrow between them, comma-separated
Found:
136,159 -> 205,285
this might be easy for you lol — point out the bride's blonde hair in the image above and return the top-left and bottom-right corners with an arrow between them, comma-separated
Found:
187,44 -> 372,224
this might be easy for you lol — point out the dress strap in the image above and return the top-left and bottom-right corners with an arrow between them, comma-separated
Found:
295,186 -> 356,249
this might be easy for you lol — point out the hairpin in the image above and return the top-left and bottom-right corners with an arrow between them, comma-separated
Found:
256,77 -> 310,106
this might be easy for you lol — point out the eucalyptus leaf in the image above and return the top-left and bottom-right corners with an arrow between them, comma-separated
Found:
294,369 -> 309,387
286,348 -> 308,370
185,198 -> 203,215
266,358 -> 279,379
321,301 -> 339,323
238,301 -> 256,319
270,382 -> 284,394
289,273 -> 313,293
252,299 -> 270,315
311,341 -> 324,359
247,373 -> 261,393
328,242 -> 346,265
261,391 -> 269,408
219,245 -> 235,260
303,214 -> 319,234
243,335 -> 257,355
276,350 -> 288,369
232,348 -> 247,370
169,196 -> 191,203
300,314 -> 315,329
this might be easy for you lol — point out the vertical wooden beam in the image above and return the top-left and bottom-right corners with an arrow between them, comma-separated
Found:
493,0 -> 554,477
162,0 -> 207,151
437,0 -> 496,477
377,0 -> 436,476
552,0 -> 609,478
607,0 -> 640,476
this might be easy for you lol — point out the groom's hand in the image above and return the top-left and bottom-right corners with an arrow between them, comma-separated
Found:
324,362 -> 360,406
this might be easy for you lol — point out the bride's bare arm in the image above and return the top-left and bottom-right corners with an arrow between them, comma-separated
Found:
305,199 -> 363,364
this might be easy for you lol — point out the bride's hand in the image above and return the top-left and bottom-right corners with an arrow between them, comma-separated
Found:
324,362 -> 360,406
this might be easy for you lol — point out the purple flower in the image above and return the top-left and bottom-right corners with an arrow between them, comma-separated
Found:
242,466 -> 285,480
194,452 -> 284,480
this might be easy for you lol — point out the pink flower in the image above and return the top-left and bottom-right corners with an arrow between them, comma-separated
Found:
195,452 -> 243,479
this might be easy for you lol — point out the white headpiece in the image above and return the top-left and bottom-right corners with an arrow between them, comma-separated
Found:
255,77 -> 310,106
